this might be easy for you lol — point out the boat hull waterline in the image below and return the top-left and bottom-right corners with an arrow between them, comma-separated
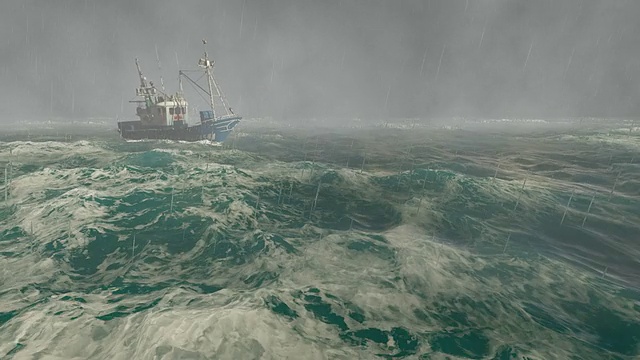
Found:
117,116 -> 241,142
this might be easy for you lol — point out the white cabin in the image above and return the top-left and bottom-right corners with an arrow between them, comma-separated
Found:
154,99 -> 189,126
136,96 -> 189,127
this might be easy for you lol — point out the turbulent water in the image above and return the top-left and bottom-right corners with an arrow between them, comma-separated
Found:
1,118 -> 639,359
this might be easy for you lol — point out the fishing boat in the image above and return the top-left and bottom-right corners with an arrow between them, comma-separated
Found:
117,40 -> 241,142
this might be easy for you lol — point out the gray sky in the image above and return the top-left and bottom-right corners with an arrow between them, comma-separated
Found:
1,0 -> 639,121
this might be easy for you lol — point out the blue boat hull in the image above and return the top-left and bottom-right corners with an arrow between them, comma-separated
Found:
117,116 -> 241,142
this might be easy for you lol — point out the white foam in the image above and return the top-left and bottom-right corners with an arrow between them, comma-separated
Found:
0,289 -> 365,360
1,135 -> 638,359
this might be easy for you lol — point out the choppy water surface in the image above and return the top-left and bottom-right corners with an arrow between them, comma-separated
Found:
1,118 -> 639,359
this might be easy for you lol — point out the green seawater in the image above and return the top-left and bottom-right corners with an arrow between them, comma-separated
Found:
0,119 -> 639,359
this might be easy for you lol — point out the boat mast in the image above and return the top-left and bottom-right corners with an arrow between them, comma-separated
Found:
199,39 -> 217,118
135,58 -> 155,107
178,70 -> 184,94
135,58 -> 146,88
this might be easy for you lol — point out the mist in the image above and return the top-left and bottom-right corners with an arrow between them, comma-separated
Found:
1,0 -> 639,122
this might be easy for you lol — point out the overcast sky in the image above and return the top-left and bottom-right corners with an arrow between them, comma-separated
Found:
1,0 -> 639,121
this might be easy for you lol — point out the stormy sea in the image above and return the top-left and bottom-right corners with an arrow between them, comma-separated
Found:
0,117 -> 639,359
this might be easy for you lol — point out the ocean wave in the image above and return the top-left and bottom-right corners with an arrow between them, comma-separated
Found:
1,122 -> 639,359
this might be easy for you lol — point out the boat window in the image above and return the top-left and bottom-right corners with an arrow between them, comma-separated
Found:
175,107 -> 181,115
169,108 -> 174,115
181,107 -> 186,114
